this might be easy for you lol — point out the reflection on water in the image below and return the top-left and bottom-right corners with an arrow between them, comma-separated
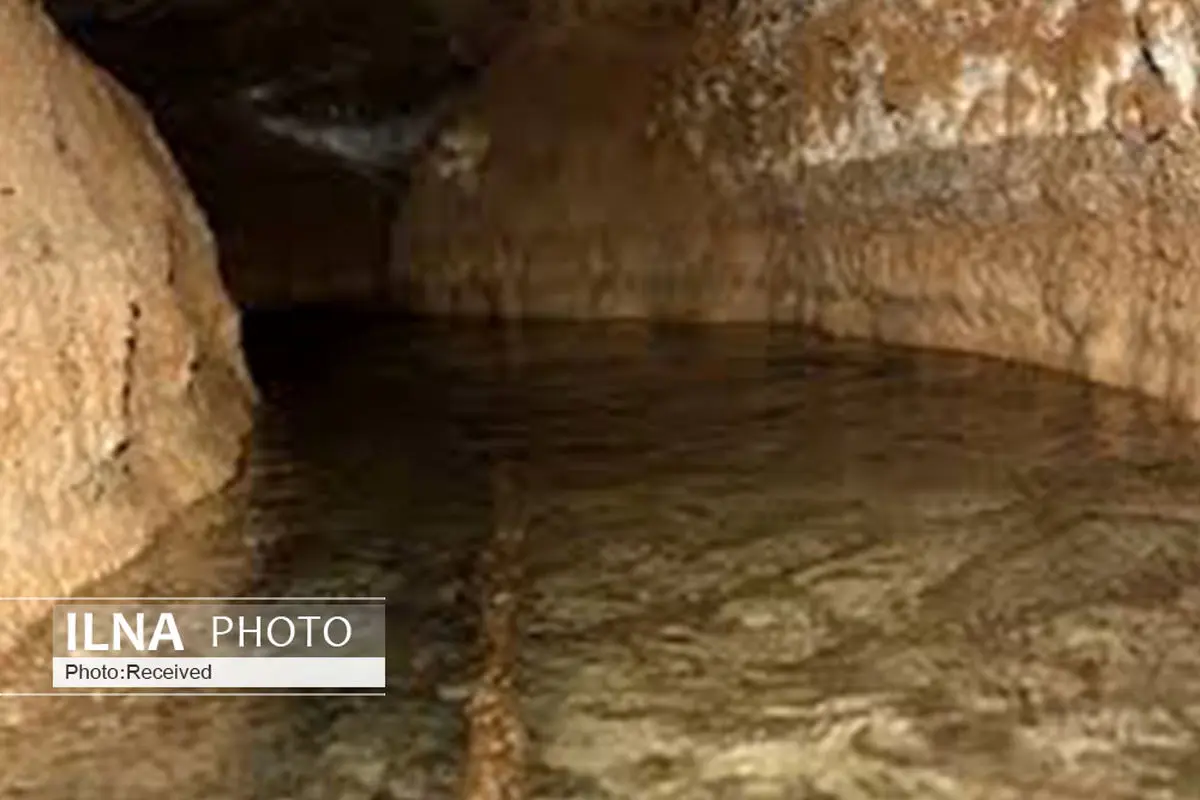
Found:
1,313 -> 1199,799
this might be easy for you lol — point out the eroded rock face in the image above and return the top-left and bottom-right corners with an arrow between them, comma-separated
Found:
0,1 -> 253,652
397,0 -> 1200,421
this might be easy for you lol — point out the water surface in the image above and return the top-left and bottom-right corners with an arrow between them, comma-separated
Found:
1,314 -> 1198,799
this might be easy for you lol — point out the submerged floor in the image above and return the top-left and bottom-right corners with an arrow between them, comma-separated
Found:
2,313 -> 1200,799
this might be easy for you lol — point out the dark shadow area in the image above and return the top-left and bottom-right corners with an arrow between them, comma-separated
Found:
42,0 -> 523,308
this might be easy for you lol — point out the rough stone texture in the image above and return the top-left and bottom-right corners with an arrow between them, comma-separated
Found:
0,0 -> 253,651
396,0 -> 1200,422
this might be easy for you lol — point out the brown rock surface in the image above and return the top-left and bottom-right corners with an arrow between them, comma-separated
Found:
0,1 -> 253,651
396,0 -> 1200,421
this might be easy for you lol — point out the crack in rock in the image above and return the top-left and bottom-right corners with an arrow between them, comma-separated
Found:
116,298 -> 140,457
1135,12 -> 1168,82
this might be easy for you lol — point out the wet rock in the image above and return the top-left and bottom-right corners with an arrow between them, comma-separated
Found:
461,470 -> 528,800
397,0 -> 1200,422
0,1 -> 253,651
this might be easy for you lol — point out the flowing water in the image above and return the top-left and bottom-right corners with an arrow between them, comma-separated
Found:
2,313 -> 1200,799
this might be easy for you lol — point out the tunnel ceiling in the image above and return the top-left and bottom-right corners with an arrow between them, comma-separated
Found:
41,0 -> 525,121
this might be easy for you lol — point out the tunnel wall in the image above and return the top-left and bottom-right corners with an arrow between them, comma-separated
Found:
0,0 -> 254,652
396,0 -> 1200,422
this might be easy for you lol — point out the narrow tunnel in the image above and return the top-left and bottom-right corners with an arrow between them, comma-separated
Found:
5,2 -> 1200,799
45,0 -> 517,308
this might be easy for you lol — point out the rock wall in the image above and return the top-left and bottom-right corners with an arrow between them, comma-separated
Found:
0,0 -> 254,651
396,0 -> 1200,422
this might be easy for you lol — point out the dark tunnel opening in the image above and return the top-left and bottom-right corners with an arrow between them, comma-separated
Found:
42,0 -> 520,313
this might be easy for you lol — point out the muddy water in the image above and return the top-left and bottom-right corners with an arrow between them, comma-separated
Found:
2,315 -> 1200,799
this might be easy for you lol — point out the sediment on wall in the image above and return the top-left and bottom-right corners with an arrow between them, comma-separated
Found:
394,0 -> 1200,424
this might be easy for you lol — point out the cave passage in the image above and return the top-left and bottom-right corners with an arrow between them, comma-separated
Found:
10,3 -> 1200,799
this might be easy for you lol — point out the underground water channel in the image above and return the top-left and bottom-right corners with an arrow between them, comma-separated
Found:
8,4 -> 1200,798
8,313 -> 1200,799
